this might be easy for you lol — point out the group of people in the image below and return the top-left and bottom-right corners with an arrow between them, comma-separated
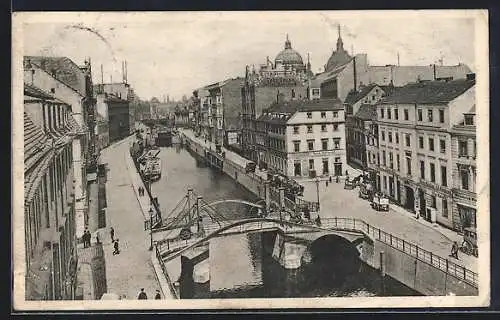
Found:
138,186 -> 146,196
82,229 -> 96,248
137,288 -> 161,300
110,227 -> 121,255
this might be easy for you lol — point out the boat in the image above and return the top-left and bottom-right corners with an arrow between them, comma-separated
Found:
144,157 -> 162,181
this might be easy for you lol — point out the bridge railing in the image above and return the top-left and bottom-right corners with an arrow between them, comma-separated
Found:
321,217 -> 478,288
154,244 -> 179,299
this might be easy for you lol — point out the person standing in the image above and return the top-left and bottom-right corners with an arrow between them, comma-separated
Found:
138,288 -> 148,300
451,241 -> 459,259
113,239 -> 120,255
110,227 -> 115,242
154,290 -> 161,300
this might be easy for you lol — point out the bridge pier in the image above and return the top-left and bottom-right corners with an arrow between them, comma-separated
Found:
271,232 -> 308,270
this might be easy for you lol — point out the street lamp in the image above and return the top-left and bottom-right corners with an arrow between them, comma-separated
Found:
315,178 -> 320,210
148,207 -> 154,251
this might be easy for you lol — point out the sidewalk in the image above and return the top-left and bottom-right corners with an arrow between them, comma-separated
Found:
96,135 -> 165,300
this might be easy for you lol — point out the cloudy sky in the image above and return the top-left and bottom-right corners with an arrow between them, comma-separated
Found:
21,11 -> 476,101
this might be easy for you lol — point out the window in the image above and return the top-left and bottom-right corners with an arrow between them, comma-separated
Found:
307,112 -> 312,119
428,109 -> 433,122
418,109 -> 423,121
442,199 -> 448,218
459,140 -> 468,157
321,124 -> 327,132
419,136 -> 424,149
406,157 -> 412,176
430,163 -> 435,182
465,114 -> 474,125
405,134 -> 411,147
420,160 -> 425,179
395,133 -> 399,144
381,131 -> 385,141
382,151 -> 386,166
440,139 -> 446,153
383,176 -> 387,189
335,157 -> 341,163
429,137 -> 434,151
321,112 -> 326,118
309,159 -> 315,171
307,139 -> 314,151
333,111 -> 338,118
307,125 -> 313,133
389,152 -> 394,169
404,109 -> 409,120
333,138 -> 341,149
333,124 -> 339,131
321,139 -> 328,150
312,88 -> 320,95
397,154 -> 400,171
293,126 -> 299,134
441,165 -> 447,186
293,141 -> 300,152
461,168 -> 469,190
394,109 -> 399,120
439,109 -> 445,123
431,195 -> 437,209
387,108 -> 392,119
380,109 -> 385,118
388,132 -> 393,143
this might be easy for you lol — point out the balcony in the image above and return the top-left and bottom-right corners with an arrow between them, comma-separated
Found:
456,155 -> 476,166
452,187 -> 477,204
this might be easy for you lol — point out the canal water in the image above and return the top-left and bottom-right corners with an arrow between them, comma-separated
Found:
151,145 -> 420,298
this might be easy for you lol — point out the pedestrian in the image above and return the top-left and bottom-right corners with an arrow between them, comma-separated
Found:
113,239 -> 120,255
451,241 -> 459,259
138,288 -> 148,300
154,290 -> 161,300
110,227 -> 115,242
326,180 -> 329,187
96,233 -> 101,245
329,176 -> 332,183
83,229 -> 90,248
336,175 -> 339,183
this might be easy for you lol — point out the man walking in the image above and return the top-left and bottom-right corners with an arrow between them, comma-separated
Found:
154,290 -> 161,300
138,288 -> 148,300
113,239 -> 120,255
451,241 -> 459,259
110,227 -> 115,242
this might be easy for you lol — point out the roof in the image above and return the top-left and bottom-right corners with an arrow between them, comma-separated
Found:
380,79 -> 475,105
105,93 -> 129,103
309,65 -> 349,87
354,104 -> 377,121
257,98 -> 343,123
344,84 -> 380,105
325,49 -> 352,73
24,112 -> 51,170
275,36 -> 304,66
24,56 -> 88,96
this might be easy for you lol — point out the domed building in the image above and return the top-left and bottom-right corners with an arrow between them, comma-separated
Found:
325,25 -> 353,72
274,35 -> 306,72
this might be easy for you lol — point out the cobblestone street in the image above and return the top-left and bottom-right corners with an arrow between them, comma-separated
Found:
97,137 -> 161,300
299,178 -> 478,273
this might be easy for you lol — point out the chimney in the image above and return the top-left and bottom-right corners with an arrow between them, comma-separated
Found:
433,64 -> 437,81
466,73 -> 476,81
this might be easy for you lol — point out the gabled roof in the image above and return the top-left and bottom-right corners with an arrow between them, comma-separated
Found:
257,98 -> 344,124
24,83 -> 67,104
380,79 -> 475,105
344,84 -> 380,105
309,64 -> 349,87
354,104 -> 377,121
24,56 -> 88,96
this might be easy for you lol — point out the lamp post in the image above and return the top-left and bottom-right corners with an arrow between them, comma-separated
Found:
148,207 -> 154,251
315,178 -> 320,211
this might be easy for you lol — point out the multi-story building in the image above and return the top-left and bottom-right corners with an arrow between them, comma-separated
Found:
308,26 -> 473,103
256,97 -> 346,178
451,105 -> 477,231
106,94 -> 130,143
24,83 -> 84,300
344,84 -> 391,170
376,76 -> 475,229
241,35 -> 312,161
24,56 -> 96,240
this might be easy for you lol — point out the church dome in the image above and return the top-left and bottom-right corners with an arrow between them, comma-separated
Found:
275,35 -> 304,66
324,25 -> 353,72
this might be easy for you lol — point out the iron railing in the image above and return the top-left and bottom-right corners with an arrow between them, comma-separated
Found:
154,244 -> 179,299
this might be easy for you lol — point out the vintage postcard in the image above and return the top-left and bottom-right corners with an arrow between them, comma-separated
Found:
12,10 -> 490,310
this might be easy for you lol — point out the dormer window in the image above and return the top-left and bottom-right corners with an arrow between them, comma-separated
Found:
464,114 -> 474,126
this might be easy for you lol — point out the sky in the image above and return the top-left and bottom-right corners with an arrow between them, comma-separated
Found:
21,11 -> 476,101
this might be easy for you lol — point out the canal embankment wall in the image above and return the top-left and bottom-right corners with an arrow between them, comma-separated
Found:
360,236 -> 478,296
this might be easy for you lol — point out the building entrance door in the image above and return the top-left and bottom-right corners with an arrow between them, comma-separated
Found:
294,162 -> 301,176
334,163 -> 342,176
404,186 -> 415,211
418,190 -> 427,220
396,180 -> 401,204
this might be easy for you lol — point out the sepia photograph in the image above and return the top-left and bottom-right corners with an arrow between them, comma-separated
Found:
12,10 -> 490,310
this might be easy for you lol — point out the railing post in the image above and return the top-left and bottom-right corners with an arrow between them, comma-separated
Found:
390,234 -> 393,246
353,218 -> 356,230
402,240 -> 405,252
335,217 -> 337,228
446,259 -> 449,273
378,228 -> 381,240
416,246 -> 419,258
463,267 -> 466,280
430,252 -> 433,265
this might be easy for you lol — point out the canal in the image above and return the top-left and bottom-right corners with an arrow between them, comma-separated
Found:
151,145 -> 420,298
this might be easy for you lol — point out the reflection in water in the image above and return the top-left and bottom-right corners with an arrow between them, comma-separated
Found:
153,146 -> 420,298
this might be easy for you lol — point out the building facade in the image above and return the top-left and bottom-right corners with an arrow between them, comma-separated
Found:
256,98 -> 346,178
375,77 -> 475,230
107,94 -> 131,142
241,35 -> 312,161
451,105 -> 477,231
24,83 -> 83,300
24,56 -> 96,240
